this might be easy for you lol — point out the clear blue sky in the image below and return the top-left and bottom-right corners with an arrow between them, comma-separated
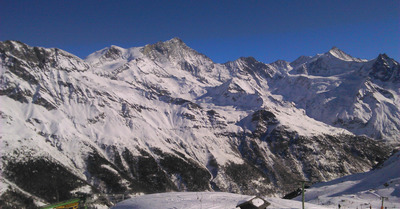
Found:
1,0 -> 399,63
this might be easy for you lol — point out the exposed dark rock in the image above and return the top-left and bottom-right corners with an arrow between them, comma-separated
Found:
6,58 -> 39,85
0,87 -> 30,103
251,109 -> 279,138
224,162 -> 272,195
283,188 -> 303,199
3,159 -> 86,203
121,148 -> 177,193
0,189 -> 39,209
1,40 -> 397,208
369,54 -> 400,82
159,95 -> 202,110
159,153 -> 211,191
86,152 -> 127,194
104,46 -> 123,60
182,112 -> 196,120
32,95 -> 57,110
235,124 -> 392,195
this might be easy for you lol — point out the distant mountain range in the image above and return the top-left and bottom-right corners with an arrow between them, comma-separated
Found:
0,38 -> 398,208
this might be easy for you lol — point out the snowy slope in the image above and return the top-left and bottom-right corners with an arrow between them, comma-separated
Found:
290,47 -> 368,76
294,151 -> 400,209
112,192 -> 332,209
271,48 -> 400,143
0,38 -> 397,208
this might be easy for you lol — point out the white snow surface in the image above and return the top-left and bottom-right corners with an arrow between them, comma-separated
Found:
81,39 -> 400,143
112,192 -> 331,209
0,38 -> 359,171
295,151 -> 400,208
251,197 -> 265,207
277,48 -> 400,143
1,38 -> 399,206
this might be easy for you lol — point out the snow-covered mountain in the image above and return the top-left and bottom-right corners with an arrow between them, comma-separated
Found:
273,47 -> 400,143
0,38 -> 398,208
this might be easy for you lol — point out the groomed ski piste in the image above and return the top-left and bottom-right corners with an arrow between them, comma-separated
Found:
111,192 -> 330,209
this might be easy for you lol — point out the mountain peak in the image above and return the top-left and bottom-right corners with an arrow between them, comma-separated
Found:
326,47 -> 366,62
377,53 -> 390,61
271,60 -> 291,73
374,53 -> 398,68
2,40 -> 26,47
0,40 -> 28,56
166,37 -> 185,45
162,37 -> 189,49
328,46 -> 345,56
290,55 -> 313,68
1,40 -> 399,208
149,37 -> 187,49
142,37 -> 187,56
272,59 -> 290,66
237,56 -> 258,63
327,47 -> 351,60
141,37 -> 212,64
109,45 -> 125,50
104,45 -> 124,58
369,53 -> 400,82
329,46 -> 339,51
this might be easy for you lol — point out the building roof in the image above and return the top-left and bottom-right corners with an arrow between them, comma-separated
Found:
236,196 -> 271,209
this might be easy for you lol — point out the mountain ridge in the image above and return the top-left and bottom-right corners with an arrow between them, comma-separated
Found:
0,38 -> 398,208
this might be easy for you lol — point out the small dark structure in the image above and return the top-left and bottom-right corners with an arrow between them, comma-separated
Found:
236,196 -> 271,209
